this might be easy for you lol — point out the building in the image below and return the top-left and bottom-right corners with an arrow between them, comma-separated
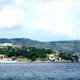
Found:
0,54 -> 6,60
0,43 -> 20,48
48,50 -> 62,62
48,53 -> 59,61
0,54 -> 13,62
0,43 -> 13,47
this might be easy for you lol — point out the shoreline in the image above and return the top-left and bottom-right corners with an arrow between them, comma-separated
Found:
0,60 -> 80,64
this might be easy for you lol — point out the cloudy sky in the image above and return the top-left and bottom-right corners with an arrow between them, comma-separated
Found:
0,0 -> 80,41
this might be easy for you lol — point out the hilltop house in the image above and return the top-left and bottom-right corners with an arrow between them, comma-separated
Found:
0,43 -> 20,48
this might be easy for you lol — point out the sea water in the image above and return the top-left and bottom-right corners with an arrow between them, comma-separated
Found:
0,62 -> 80,80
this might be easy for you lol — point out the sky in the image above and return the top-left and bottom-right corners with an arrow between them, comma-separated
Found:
0,0 -> 80,41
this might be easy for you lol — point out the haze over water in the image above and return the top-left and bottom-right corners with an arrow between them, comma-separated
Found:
0,62 -> 80,80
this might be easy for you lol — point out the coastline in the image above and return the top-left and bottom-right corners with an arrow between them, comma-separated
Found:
0,60 -> 80,64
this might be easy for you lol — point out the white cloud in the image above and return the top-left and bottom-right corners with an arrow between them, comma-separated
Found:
0,0 -> 24,29
31,0 -> 80,38
32,19 -> 75,37
0,0 -> 80,40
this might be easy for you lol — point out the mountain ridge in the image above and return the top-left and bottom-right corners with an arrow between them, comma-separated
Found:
0,38 -> 80,54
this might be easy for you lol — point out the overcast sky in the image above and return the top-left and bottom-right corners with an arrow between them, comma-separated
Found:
0,0 -> 80,41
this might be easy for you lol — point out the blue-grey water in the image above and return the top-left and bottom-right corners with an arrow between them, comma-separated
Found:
0,62 -> 80,80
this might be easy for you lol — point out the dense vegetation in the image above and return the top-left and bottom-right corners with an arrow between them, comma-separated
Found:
0,38 -> 80,55
0,46 -> 52,61
0,45 -> 79,62
59,52 -> 79,62
0,38 -> 80,62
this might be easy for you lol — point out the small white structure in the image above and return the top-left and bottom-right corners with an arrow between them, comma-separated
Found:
0,43 -> 13,47
0,43 -> 20,48
48,53 -> 60,61
0,54 -> 16,63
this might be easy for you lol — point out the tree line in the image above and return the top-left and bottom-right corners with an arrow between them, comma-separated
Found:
0,46 -> 79,62
0,46 -> 52,61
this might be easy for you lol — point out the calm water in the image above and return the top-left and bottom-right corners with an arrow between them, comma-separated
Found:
0,62 -> 80,80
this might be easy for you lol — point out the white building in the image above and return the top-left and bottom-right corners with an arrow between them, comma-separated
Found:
0,54 -> 16,63
0,43 -> 20,48
48,53 -> 58,61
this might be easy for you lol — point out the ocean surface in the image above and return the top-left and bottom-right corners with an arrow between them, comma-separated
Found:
0,62 -> 80,80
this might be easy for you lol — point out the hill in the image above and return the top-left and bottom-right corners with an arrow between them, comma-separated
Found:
0,38 -> 80,54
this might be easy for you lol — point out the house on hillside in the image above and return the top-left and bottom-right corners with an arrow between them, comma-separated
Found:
48,51 -> 61,62
0,43 -> 20,48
